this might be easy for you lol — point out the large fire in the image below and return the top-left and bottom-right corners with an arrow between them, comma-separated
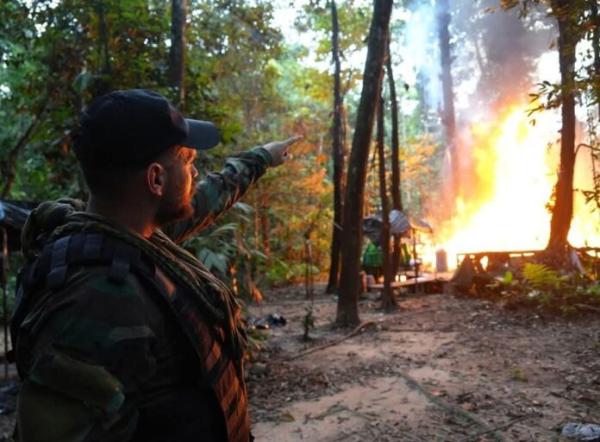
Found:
425,103 -> 600,270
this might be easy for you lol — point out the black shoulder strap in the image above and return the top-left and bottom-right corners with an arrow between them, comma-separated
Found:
46,236 -> 71,288
13,233 -> 155,324
108,242 -> 141,283
10,232 -> 156,371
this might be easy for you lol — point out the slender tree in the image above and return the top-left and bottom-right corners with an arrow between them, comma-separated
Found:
386,43 -> 403,274
437,0 -> 458,197
589,0 -> 600,211
336,0 -> 394,327
546,0 -> 581,252
260,189 -> 271,256
93,0 -> 112,98
591,0 -> 600,117
500,0 -> 593,253
326,0 -> 347,294
377,94 -> 396,311
170,0 -> 187,108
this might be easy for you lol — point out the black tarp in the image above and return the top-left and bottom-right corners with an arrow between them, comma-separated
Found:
362,210 -> 432,244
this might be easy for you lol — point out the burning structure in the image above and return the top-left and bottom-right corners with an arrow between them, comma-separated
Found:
403,0 -> 600,271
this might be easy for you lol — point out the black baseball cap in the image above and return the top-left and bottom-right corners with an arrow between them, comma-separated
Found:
73,89 -> 220,169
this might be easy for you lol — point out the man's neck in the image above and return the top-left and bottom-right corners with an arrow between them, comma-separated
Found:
87,196 -> 156,238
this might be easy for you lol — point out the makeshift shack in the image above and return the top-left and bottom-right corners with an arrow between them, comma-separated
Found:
362,210 -> 433,289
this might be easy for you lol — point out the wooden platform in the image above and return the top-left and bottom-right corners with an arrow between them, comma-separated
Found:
367,272 -> 453,294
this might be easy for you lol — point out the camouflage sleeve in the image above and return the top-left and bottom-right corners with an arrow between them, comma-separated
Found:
164,146 -> 272,243
16,271 -> 156,442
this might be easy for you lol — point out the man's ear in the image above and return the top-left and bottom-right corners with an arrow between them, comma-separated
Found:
147,163 -> 166,197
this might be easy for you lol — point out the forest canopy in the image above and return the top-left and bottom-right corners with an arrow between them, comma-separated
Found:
1,0 -> 599,301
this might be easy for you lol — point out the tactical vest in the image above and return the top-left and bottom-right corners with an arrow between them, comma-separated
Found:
11,232 -> 250,442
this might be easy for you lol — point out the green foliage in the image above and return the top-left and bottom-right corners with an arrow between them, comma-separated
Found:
246,327 -> 269,358
193,222 -> 243,275
479,257 -> 600,316
294,0 -> 370,96
0,0 -> 467,298
585,282 -> 600,297
522,263 -> 568,290
265,258 -> 320,287
502,271 -> 514,285
185,203 -> 267,299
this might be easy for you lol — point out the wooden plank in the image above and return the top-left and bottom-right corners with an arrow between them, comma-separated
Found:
368,275 -> 442,290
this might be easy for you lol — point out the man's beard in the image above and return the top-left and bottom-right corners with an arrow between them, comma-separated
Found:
155,196 -> 194,226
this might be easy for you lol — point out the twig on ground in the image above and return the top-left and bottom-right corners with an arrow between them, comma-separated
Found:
285,321 -> 377,361
384,327 -> 456,333
575,304 -> 600,313
396,370 -> 505,442
459,415 -> 533,442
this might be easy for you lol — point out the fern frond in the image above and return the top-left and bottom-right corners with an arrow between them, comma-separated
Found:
522,263 -> 563,290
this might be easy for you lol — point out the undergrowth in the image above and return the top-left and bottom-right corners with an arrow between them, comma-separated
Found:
464,261 -> 600,316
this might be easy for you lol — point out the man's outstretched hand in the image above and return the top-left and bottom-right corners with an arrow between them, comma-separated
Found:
263,136 -> 303,167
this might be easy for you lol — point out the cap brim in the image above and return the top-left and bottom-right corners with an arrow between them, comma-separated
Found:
183,119 -> 220,150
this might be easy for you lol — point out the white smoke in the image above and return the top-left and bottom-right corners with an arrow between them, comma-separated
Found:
401,0 -> 442,111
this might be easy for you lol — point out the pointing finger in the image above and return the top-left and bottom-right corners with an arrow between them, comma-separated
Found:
282,136 -> 303,147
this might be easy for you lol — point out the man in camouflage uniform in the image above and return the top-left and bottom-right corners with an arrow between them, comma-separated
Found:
11,89 -> 300,441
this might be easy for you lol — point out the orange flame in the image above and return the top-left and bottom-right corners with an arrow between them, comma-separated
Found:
425,103 -> 600,270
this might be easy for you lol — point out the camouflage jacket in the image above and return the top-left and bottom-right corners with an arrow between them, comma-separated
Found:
13,147 -> 272,442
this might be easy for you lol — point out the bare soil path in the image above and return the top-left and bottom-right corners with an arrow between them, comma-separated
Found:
247,284 -> 600,442
0,284 -> 598,441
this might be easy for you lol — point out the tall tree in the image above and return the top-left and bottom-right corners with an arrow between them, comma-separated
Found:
92,0 -> 112,99
336,0 -> 393,327
326,0 -> 347,294
386,43 -> 403,274
500,0 -> 593,252
591,0 -> 600,118
437,0 -> 458,197
377,94 -> 396,311
170,0 -> 187,107
546,0 -> 581,251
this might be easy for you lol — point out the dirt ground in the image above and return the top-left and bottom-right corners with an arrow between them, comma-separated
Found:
0,284 -> 598,441
247,284 -> 600,442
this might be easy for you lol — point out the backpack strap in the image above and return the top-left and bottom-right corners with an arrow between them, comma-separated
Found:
19,233 -> 155,296
108,242 -> 141,283
46,236 -> 71,288
11,232 -> 156,376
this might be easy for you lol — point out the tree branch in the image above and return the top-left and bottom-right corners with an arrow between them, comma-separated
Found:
1,96 -> 50,198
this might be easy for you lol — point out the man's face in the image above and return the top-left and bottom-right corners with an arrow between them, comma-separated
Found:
155,146 -> 198,225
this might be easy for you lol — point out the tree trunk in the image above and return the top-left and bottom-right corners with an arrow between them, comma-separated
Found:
377,95 -> 396,311
437,0 -> 458,197
336,0 -> 393,327
93,0 -> 111,98
386,43 -> 403,275
591,0 -> 600,118
547,0 -> 578,251
305,233 -> 314,301
169,0 -> 186,108
260,191 -> 271,257
326,0 -> 346,294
